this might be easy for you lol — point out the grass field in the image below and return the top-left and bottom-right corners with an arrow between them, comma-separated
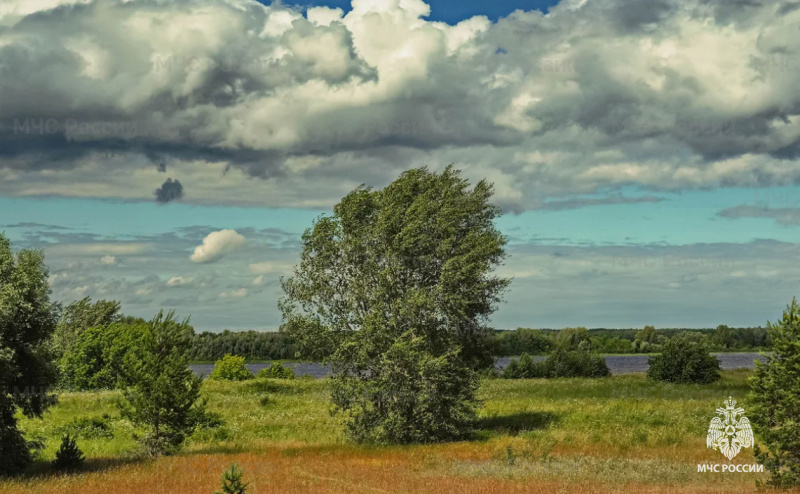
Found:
0,370 -> 784,494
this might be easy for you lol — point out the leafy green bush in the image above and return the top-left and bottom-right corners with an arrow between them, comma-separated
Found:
54,415 -> 114,439
215,464 -> 249,494
256,362 -> 295,379
750,299 -> 800,488
646,337 -> 720,384
52,435 -> 85,472
59,323 -> 146,390
502,350 -> 610,378
210,355 -> 254,381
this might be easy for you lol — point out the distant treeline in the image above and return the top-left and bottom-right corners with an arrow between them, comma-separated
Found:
184,325 -> 770,361
492,326 -> 770,356
188,330 -> 298,361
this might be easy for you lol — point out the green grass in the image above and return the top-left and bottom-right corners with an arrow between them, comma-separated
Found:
7,370 -> 765,492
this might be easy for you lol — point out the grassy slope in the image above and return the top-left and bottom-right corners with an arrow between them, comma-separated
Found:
1,371 -> 778,494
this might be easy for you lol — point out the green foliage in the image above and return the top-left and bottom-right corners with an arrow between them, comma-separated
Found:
555,327 -> 591,351
53,297 -> 121,358
282,167 -> 508,444
117,311 -> 204,457
210,355 -> 254,381
256,362 -> 295,379
52,435 -> 85,472
502,350 -> 610,378
54,415 -> 114,439
215,464 -> 249,494
332,334 -> 479,444
646,336 -> 720,384
0,234 -> 60,476
750,298 -> 800,488
59,322 -> 146,390
189,330 -> 297,361
492,328 -> 551,356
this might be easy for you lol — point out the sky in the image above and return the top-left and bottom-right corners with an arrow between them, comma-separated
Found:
1,0 -> 800,331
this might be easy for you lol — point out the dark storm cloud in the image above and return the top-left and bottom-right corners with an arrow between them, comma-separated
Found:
155,178 -> 184,204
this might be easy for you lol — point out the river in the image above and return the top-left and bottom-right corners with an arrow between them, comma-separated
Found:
189,352 -> 767,378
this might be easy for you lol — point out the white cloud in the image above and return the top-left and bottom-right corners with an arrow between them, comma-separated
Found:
190,230 -> 246,263
167,276 -> 192,287
100,255 -> 119,266
252,274 -> 265,286
220,288 -> 248,298
248,261 -> 291,274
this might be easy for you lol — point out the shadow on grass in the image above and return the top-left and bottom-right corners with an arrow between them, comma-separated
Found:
22,456 -> 144,479
476,411 -> 558,436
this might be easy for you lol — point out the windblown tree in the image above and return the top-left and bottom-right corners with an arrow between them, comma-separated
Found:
280,166 -> 509,444
0,234 -> 59,476
53,297 -> 122,358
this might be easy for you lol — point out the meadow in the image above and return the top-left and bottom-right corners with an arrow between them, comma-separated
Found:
0,370 -> 782,494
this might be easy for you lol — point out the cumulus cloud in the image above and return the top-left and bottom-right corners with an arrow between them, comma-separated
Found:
190,229 -> 246,263
155,178 -> 184,203
2,0 -> 800,210
100,255 -> 119,265
252,274 -> 265,286
167,275 -> 193,286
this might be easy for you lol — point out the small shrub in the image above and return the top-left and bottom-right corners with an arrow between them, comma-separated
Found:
545,349 -> 610,378
646,337 -> 720,384
502,350 -> 610,378
54,416 -> 114,439
215,464 -> 249,494
259,395 -> 270,407
256,362 -> 295,379
52,435 -> 85,472
190,409 -> 225,430
210,355 -> 254,381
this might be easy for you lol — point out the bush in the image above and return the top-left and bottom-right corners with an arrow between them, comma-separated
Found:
210,355 -> 254,381
646,337 -> 720,384
256,362 -> 295,379
54,416 -> 114,439
502,350 -> 610,378
215,464 -> 249,494
750,298 -> 800,488
52,435 -> 85,472
117,312 -> 204,457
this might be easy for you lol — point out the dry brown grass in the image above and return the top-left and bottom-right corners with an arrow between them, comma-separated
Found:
0,441 -> 785,494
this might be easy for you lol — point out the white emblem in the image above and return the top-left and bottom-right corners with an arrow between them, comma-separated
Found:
706,396 -> 754,460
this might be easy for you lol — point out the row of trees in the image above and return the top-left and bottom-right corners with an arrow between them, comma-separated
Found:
492,325 -> 770,356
